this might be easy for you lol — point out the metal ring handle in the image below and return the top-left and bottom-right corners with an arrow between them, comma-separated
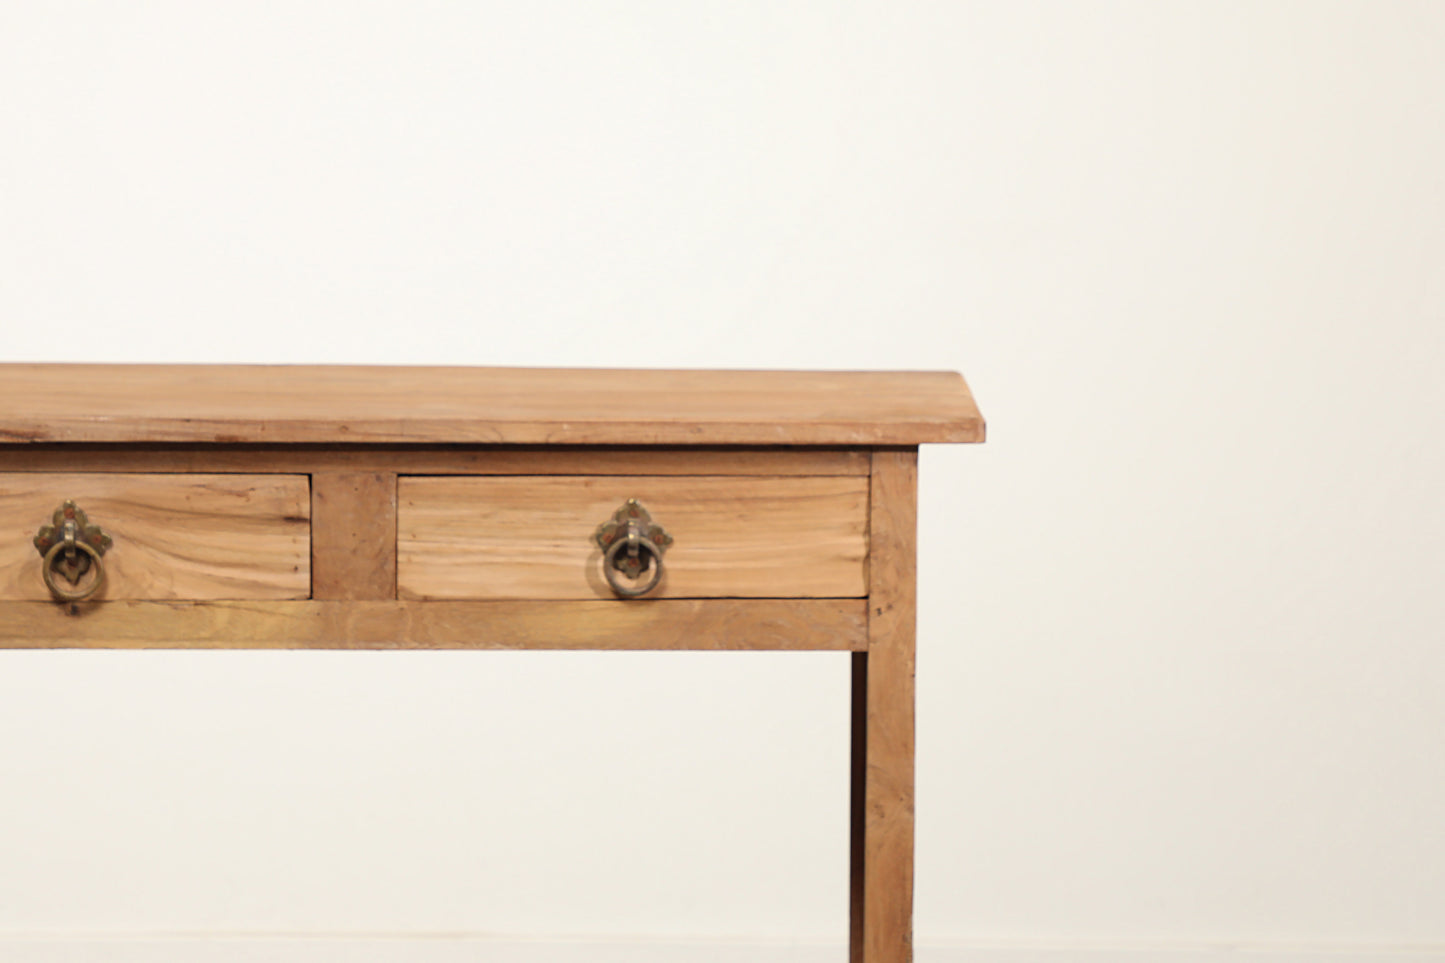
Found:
603,534 -> 664,598
41,538 -> 105,603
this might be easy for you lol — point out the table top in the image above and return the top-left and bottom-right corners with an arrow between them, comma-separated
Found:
0,364 -> 985,447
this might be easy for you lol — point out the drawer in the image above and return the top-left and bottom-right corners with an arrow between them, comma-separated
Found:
0,474 -> 310,601
398,475 -> 868,600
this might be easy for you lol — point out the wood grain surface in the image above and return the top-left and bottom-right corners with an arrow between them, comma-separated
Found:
860,449 -> 919,963
311,472 -> 397,600
0,474 -> 310,601
0,445 -> 869,476
0,599 -> 867,650
398,475 -> 869,600
0,365 -> 985,446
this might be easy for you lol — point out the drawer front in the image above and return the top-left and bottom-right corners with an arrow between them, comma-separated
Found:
0,474 -> 310,601
398,475 -> 868,600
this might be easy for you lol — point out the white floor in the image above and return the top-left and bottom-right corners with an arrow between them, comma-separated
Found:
3,939 -> 1444,963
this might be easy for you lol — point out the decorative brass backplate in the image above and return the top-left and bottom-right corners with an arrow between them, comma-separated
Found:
34,500 -> 112,600
594,499 -> 672,577
594,499 -> 673,596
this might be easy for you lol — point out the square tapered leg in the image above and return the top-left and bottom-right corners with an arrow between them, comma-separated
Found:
851,449 -> 918,963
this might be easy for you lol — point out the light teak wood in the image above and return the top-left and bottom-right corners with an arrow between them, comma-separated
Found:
398,475 -> 869,600
0,365 -> 984,446
850,649 -> 869,962
0,599 -> 867,650
311,473 -> 397,600
0,445 -> 868,477
0,363 -> 984,963
0,473 -> 310,601
855,449 -> 919,963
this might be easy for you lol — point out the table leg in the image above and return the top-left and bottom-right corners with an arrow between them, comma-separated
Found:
850,649 -> 869,962
851,449 -> 918,963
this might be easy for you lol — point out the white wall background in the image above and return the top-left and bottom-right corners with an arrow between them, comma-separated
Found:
2,2 -> 1442,960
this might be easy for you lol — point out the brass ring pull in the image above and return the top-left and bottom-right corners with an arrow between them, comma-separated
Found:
594,499 -> 673,599
602,531 -> 664,598
34,500 -> 111,604
42,538 -> 106,602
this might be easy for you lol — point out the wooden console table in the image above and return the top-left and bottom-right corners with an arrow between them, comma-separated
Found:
0,364 -> 984,962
